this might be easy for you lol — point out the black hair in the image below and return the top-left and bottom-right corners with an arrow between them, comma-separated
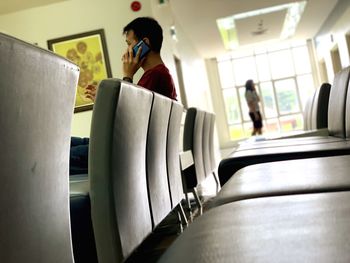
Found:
123,17 -> 163,53
245,79 -> 254,91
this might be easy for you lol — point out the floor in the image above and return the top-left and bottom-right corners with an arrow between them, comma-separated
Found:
126,176 -> 218,262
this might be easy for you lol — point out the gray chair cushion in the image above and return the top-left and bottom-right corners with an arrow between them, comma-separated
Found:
146,93 -> 172,228
183,108 -> 206,187
311,83 -> 331,130
159,191 -> 350,263
328,66 -> 350,137
203,112 -> 212,177
219,140 -> 350,186
303,90 -> 315,131
89,79 -> 153,262
166,101 -> 185,208
212,155 -> 350,207
0,33 -> 79,262
209,113 -> 217,172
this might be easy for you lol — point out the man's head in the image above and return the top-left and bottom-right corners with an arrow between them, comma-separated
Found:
123,17 -> 163,53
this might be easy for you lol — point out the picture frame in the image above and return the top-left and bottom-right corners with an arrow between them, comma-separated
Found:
48,29 -> 112,112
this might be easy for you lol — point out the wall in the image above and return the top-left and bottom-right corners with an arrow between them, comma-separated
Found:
0,0 -> 153,137
315,2 -> 350,82
151,0 -> 222,169
150,0 -> 213,111
0,0 -> 216,138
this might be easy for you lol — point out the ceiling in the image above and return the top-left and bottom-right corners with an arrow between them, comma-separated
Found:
170,0 -> 339,58
0,0 -> 339,58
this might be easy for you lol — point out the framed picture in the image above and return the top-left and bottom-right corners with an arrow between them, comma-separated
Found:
48,29 -> 112,112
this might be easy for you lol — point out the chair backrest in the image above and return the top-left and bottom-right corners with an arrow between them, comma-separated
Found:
146,93 -> 172,228
328,66 -> 350,137
166,101 -> 185,208
209,113 -> 217,173
311,83 -> 331,130
183,108 -> 206,187
89,79 -> 153,262
303,91 -> 315,131
346,77 -> 350,138
0,33 -> 79,262
203,111 -> 212,177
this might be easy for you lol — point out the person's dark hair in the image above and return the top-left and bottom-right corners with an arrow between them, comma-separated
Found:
123,17 -> 163,53
245,79 -> 254,91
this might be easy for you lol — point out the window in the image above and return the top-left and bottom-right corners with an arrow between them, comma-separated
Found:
275,78 -> 300,115
217,42 -> 314,140
293,46 -> 312,74
222,88 -> 241,124
260,82 -> 278,118
238,87 -> 252,122
218,60 -> 234,88
269,49 -> 295,79
232,57 -> 257,86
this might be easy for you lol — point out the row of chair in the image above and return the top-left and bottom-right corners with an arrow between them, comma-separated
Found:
157,67 -> 350,262
182,108 -> 219,212
0,33 -> 205,263
69,79 -> 189,262
70,81 -> 224,262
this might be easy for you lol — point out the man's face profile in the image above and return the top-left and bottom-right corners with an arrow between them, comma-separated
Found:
125,30 -> 138,48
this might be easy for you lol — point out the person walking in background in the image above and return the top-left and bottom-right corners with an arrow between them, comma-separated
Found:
245,79 -> 263,136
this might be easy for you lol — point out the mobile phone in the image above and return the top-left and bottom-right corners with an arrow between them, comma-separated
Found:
132,40 -> 151,60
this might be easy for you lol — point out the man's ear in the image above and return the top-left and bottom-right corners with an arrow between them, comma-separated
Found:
143,37 -> 151,47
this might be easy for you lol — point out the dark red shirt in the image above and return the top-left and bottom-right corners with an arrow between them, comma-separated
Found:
137,64 -> 177,100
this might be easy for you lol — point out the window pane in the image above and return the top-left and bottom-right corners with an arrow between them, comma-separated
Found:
297,74 -> 315,110
243,122 -> 253,137
238,87 -> 251,121
279,114 -> 303,132
229,124 -> 245,140
269,50 -> 295,79
293,46 -> 312,74
275,79 -> 300,114
218,60 -> 234,88
260,81 -> 278,118
256,54 -> 271,81
223,88 -> 241,124
265,118 -> 280,134
232,57 -> 257,86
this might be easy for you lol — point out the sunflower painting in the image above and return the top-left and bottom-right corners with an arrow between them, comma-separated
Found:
48,29 -> 112,112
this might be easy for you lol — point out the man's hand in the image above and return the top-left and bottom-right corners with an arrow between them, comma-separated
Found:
122,45 -> 144,79
85,84 -> 97,102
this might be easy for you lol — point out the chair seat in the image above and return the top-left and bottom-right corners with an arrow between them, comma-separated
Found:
159,191 -> 350,263
212,155 -> 350,207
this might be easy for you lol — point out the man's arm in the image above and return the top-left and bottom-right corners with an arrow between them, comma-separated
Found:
84,46 -> 144,102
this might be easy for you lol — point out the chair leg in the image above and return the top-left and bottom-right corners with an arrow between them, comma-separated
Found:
177,203 -> 188,227
212,171 -> 220,194
185,192 -> 191,210
192,188 -> 202,215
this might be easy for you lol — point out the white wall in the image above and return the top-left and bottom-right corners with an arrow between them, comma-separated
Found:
151,0 -> 221,164
0,0 -> 216,137
315,5 -> 350,83
150,1 -> 213,112
0,0 -> 153,137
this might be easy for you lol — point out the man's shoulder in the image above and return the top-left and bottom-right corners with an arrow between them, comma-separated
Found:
150,63 -> 169,73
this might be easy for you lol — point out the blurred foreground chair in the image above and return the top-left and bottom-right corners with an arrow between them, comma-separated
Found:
0,33 -> 79,262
